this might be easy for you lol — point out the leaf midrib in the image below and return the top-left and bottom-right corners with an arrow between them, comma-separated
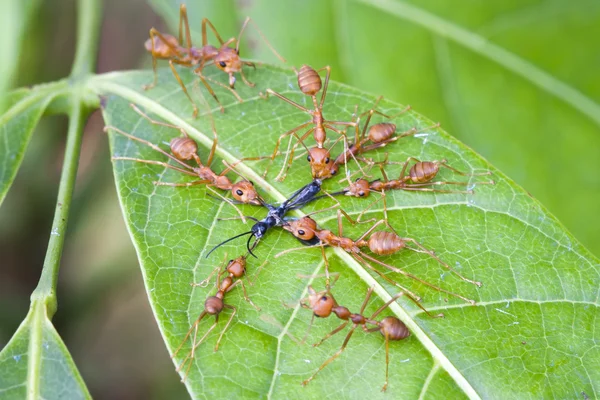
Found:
89,74 -> 480,399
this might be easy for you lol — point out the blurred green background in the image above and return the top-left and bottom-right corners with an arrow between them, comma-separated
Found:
1,0 -> 598,398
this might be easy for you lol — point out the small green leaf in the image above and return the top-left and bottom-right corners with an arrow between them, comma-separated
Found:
92,65 -> 599,398
0,84 -> 64,206
0,301 -> 90,400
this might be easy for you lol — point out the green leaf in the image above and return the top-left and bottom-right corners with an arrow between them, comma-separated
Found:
0,301 -> 90,400
149,0 -> 600,257
91,65 -> 599,399
0,83 -> 65,206
0,0 -> 43,109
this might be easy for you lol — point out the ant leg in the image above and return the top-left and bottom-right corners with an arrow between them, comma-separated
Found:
144,28 -> 159,90
153,179 -> 210,187
263,122 -> 312,178
402,237 -> 482,287
168,60 -> 199,118
111,157 -> 197,177
143,28 -> 183,90
236,17 -> 286,63
312,322 -> 349,347
172,311 -> 207,363
320,243 -> 333,289
206,186 -> 248,225
201,73 -> 244,103
192,254 -> 228,288
316,66 -> 331,109
265,88 -> 312,114
352,254 -> 422,302
248,260 -> 269,286
192,265 -> 221,288
190,315 -> 220,354
437,159 -> 492,176
382,333 -> 390,392
360,253 -> 477,305
296,273 -> 341,289
130,104 -> 190,137
182,315 -> 220,381
214,305 -> 237,352
239,67 -> 255,87
275,244 -> 322,259
276,127 -> 315,182
201,18 -> 226,46
178,4 -> 193,50
302,325 -> 358,386
400,183 -> 474,195
354,218 -> 388,243
193,72 -> 225,113
226,279 -> 260,311
105,125 -> 194,171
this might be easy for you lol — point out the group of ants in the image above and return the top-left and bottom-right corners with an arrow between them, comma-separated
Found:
103,5 -> 495,392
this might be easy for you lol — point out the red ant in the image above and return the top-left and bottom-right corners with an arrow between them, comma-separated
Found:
277,207 -> 481,304
144,4 -> 285,116
104,103 -> 266,223
299,285 -> 441,391
171,255 -> 264,382
341,157 -> 494,221
263,65 -> 357,181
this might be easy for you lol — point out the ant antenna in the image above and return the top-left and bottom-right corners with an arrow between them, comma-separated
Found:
206,230 -> 253,258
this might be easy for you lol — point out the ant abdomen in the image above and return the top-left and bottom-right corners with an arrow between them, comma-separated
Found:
144,34 -> 179,58
170,137 -> 198,161
379,316 -> 410,340
297,65 -> 322,96
409,161 -> 439,183
367,231 -> 405,256
204,296 -> 224,315
368,123 -> 396,144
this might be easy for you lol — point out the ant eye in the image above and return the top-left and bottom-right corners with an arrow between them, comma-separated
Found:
320,296 -> 328,302
325,157 -> 330,163
307,155 -> 311,162
228,259 -> 233,264
298,230 -> 305,236
219,61 -> 227,67
359,192 -> 365,197
331,169 -> 337,175
236,189 -> 244,196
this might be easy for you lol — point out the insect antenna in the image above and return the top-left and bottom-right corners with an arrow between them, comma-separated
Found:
206,231 -> 253,258
246,234 -> 259,258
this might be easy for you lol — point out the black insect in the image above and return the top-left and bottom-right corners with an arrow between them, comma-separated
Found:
206,179 -> 323,258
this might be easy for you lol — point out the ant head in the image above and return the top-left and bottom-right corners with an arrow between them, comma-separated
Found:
306,288 -> 335,318
204,296 -> 225,315
343,178 -> 371,198
226,256 -> 247,278
307,147 -> 332,179
283,217 -> 317,241
215,47 -> 243,74
169,137 -> 198,161
231,181 -> 262,205
144,34 -> 179,58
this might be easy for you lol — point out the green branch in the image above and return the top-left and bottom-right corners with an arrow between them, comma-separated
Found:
30,0 -> 101,317
30,100 -> 86,317
70,0 -> 101,79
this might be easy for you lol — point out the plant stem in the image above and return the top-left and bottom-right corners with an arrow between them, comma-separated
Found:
71,0 -> 101,79
31,100 -> 87,317
30,0 -> 102,317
